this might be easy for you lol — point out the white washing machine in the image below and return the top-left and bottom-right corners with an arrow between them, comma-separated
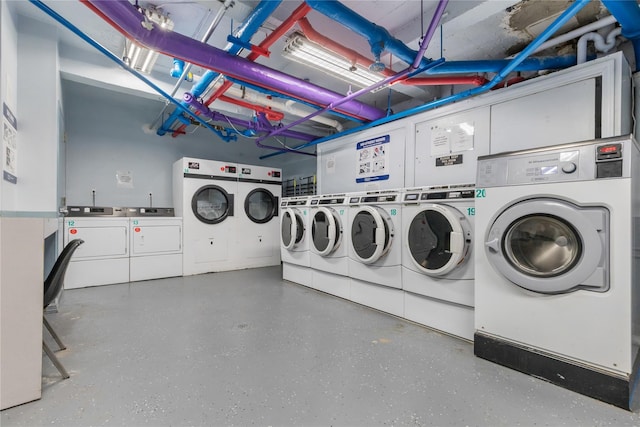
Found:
173,157 -> 239,275
63,206 -> 130,289
280,195 -> 312,287
474,135 -> 640,410
309,193 -> 350,299
347,190 -> 403,317
401,185 -> 475,341
129,207 -> 183,282
236,164 -> 282,269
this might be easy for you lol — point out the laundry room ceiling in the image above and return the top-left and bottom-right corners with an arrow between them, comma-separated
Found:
13,0 -> 611,149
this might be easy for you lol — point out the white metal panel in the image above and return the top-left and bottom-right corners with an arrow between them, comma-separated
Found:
131,224 -> 181,256
64,218 -> 129,259
414,107 -> 490,186
64,258 -> 130,289
130,253 -> 182,282
490,79 -> 596,153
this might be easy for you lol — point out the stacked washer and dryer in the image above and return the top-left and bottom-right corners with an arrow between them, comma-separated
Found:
474,135 -> 640,410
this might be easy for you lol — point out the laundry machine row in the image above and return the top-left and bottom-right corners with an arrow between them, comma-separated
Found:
280,195 -> 313,287
63,206 -> 182,289
173,158 -> 281,276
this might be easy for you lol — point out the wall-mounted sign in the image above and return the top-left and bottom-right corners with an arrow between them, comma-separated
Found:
3,103 -> 18,184
356,134 -> 390,183
436,154 -> 464,167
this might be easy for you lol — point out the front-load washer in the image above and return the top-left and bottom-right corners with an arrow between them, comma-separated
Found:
347,190 -> 403,316
401,185 -> 475,340
129,207 -> 182,282
236,164 -> 282,269
280,195 -> 312,287
474,135 -> 640,410
309,193 -> 350,299
173,157 -> 238,275
64,206 -> 130,289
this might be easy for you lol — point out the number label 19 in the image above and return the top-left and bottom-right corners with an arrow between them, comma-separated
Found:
467,207 -> 476,216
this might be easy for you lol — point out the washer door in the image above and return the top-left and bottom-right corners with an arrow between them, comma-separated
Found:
351,206 -> 393,264
281,208 -> 305,250
191,185 -> 234,224
485,198 -> 609,294
407,204 -> 470,276
245,188 -> 278,224
311,207 -> 343,256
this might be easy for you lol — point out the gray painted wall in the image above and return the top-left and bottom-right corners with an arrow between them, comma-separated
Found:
63,80 -> 316,208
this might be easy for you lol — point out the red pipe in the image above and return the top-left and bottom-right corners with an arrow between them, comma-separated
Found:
298,17 -> 394,77
218,95 -> 285,121
80,0 -> 130,38
402,76 -> 489,86
173,3 -> 312,136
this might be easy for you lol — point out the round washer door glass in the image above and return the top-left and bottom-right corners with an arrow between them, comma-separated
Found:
408,206 -> 468,276
281,209 -> 304,249
312,208 -> 341,255
245,189 -> 277,224
351,206 -> 391,264
192,185 -> 233,224
504,215 -> 581,277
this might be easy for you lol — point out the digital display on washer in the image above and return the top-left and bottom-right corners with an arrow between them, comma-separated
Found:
404,193 -> 419,201
319,198 -> 344,205
349,197 -> 360,203
271,171 -> 281,178
225,166 -> 237,173
310,200 -> 319,205
541,166 -> 558,175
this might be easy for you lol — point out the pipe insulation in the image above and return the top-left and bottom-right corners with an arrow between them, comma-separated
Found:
577,27 -> 622,64
87,0 -> 386,122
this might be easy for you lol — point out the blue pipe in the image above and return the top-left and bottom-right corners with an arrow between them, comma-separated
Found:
601,0 -> 640,70
170,59 -> 193,81
261,0 -> 590,159
158,0 -> 282,135
27,0 -> 234,143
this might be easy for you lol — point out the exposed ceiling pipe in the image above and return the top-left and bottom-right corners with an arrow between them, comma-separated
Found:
29,0 -> 236,143
305,0 -> 578,75
402,76 -> 489,86
218,94 -> 284,121
254,0 -> 449,148
213,83 -> 343,131
172,3 -> 312,137
530,15 -> 617,54
577,27 -> 622,64
183,94 -> 317,156
600,0 -> 640,70
158,0 -> 282,136
262,0 -> 591,159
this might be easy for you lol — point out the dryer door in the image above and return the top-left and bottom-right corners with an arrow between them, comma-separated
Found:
245,188 -> 278,224
485,198 -> 609,294
311,207 -> 343,256
191,185 -> 234,224
407,204 -> 470,276
351,206 -> 393,264
281,208 -> 305,250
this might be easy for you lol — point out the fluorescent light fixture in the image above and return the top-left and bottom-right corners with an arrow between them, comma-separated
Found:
122,6 -> 173,74
283,33 -> 385,90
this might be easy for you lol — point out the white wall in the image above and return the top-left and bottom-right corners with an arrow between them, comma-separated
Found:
63,80 -> 316,208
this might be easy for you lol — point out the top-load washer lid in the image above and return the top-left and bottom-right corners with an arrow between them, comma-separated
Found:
407,204 -> 470,276
191,185 -> 234,224
485,198 -> 609,294
311,207 -> 343,256
281,208 -> 305,250
245,188 -> 278,224
351,205 -> 393,264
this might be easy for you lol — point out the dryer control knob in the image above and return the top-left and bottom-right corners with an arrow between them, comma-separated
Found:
561,162 -> 577,174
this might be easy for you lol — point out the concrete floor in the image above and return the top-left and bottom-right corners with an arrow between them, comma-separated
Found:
2,266 -> 640,426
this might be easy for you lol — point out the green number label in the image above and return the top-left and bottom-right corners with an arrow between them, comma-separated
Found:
303,211 -> 307,215
390,208 -> 397,216
340,209 -> 344,215
475,189 -> 486,198
133,220 -> 139,225
467,207 -> 476,216
67,220 -> 75,227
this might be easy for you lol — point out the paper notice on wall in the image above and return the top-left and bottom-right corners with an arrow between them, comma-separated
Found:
355,134 -> 390,183
3,103 -> 18,184
116,170 -> 134,189
430,122 -> 475,156
326,155 -> 336,174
